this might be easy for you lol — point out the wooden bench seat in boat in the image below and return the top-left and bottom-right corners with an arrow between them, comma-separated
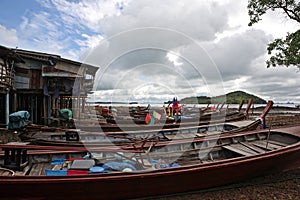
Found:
238,142 -> 266,154
222,144 -> 259,156
29,163 -> 52,176
251,140 -> 283,150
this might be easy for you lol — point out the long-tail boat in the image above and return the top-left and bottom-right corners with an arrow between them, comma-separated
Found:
64,99 -> 254,132
0,125 -> 300,200
20,101 -> 273,147
24,99 -> 252,134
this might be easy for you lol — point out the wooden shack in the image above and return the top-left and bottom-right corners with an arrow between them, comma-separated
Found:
0,45 -> 24,127
0,45 -> 98,127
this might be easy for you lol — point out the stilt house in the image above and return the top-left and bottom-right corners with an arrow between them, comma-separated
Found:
0,45 -> 98,127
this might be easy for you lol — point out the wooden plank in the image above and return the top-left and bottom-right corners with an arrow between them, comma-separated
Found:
263,141 -> 284,149
232,144 -> 260,155
206,131 -> 221,136
14,165 -> 31,176
41,163 -> 51,175
222,145 -> 253,156
239,142 -> 266,153
165,133 -> 196,140
29,163 -> 41,176
6,142 -> 30,145
195,133 -> 206,137
52,164 -> 62,170
29,163 -> 52,176
267,140 -> 289,147
250,141 -> 272,150
251,141 -> 282,150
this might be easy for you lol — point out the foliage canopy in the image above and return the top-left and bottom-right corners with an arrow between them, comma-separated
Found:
248,0 -> 300,68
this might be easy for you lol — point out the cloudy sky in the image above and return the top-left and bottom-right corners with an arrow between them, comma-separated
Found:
1,0 -> 299,104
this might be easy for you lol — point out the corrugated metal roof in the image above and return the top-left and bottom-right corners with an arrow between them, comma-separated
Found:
42,71 -> 83,77
0,45 -> 25,63
0,45 -> 99,75
15,48 -> 99,75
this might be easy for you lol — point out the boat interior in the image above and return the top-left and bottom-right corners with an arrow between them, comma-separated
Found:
0,130 -> 298,176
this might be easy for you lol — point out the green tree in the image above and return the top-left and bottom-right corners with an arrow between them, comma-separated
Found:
248,0 -> 300,68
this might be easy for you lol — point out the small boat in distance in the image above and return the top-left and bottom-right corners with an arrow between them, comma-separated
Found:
20,101 -> 273,147
44,99 -> 254,133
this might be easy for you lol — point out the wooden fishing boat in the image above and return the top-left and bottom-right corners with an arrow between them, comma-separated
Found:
22,116 -> 265,147
196,99 -> 250,121
20,101 -> 273,148
24,100 -> 251,133
96,104 -> 151,123
0,125 -> 300,200
72,99 -> 253,132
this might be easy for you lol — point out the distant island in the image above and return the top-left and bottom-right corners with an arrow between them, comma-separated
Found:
180,91 -> 267,104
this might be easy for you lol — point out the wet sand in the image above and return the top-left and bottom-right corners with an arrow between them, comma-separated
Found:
151,168 -> 300,200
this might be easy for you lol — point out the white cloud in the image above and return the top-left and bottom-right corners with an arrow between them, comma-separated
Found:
167,52 -> 183,66
18,11 -> 66,54
1,0 -> 298,103
50,0 -> 130,32
0,25 -> 18,47
75,34 -> 104,50
76,0 -> 298,102
97,0 -> 230,41
209,29 -> 272,80
252,7 -> 299,39
35,0 -> 53,8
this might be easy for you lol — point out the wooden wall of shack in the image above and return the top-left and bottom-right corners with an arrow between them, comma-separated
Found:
0,58 -> 13,127
0,45 -> 98,128
0,46 -> 22,127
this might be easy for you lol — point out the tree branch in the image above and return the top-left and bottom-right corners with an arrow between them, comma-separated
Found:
280,2 -> 300,23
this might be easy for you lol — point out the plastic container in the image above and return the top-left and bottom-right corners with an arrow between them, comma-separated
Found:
67,170 -> 89,175
89,166 -> 104,174
51,159 -> 66,165
45,169 -> 67,176
68,159 -> 95,170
